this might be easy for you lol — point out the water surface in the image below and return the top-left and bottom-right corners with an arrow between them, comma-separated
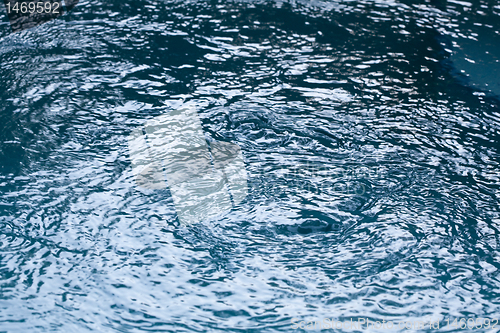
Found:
0,0 -> 499,331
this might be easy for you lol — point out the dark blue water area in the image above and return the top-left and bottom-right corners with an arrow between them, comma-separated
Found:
0,0 -> 499,332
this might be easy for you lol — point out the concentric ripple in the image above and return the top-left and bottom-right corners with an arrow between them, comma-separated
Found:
0,0 -> 499,332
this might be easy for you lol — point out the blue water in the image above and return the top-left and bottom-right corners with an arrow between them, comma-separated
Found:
0,0 -> 499,332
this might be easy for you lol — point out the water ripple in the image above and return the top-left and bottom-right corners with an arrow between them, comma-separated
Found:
0,0 -> 499,331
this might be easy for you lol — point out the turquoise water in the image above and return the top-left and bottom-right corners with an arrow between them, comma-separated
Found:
0,0 -> 499,332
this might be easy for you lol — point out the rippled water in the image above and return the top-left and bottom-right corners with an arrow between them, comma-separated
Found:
1,0 -> 500,331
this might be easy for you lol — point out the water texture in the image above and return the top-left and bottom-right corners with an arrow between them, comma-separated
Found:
0,0 -> 499,331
